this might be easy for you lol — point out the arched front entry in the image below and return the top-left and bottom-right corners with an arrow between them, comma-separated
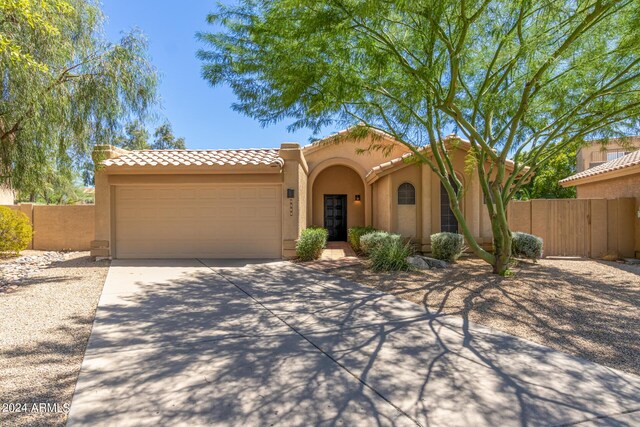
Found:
310,164 -> 366,240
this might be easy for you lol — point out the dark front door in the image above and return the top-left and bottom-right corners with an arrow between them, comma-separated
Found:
324,195 -> 347,241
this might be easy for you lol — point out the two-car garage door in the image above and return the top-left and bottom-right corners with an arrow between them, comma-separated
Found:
114,185 -> 282,258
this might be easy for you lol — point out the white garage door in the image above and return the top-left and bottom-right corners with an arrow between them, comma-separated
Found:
114,185 -> 282,258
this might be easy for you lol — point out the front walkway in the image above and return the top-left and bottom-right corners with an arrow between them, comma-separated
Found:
68,260 -> 640,426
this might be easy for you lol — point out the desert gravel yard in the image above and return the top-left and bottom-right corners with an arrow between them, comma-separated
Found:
322,256 -> 640,376
0,252 -> 110,427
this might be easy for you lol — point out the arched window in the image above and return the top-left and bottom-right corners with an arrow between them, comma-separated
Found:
397,183 -> 416,205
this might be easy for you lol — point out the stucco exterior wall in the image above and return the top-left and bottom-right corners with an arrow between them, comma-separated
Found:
576,139 -> 639,172
0,185 -> 14,204
387,164 -> 421,239
311,165 -> 365,229
303,134 -> 411,173
372,149 -> 490,252
575,174 -> 640,199
372,175 -> 391,231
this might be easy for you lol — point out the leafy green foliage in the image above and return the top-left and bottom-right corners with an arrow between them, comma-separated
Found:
347,226 -> 376,253
295,227 -> 328,261
368,236 -> 414,272
517,144 -> 577,199
431,233 -> 465,263
17,166 -> 92,204
0,206 -> 33,256
1,0 -> 158,192
80,120 -> 186,185
114,121 -> 151,151
199,0 -> 640,275
360,231 -> 401,256
512,232 -> 544,260
152,122 -> 186,150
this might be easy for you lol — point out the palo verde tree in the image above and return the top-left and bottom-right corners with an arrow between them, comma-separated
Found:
198,0 -> 640,274
0,0 -> 157,192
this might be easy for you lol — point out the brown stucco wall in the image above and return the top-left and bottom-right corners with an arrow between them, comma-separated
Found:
33,205 -> 94,251
372,175 -> 391,231
303,134 -> 411,173
576,139 -> 639,172
311,165 -> 365,229
387,164 -> 421,239
373,149 -> 491,252
1,204 -> 94,251
0,185 -> 14,204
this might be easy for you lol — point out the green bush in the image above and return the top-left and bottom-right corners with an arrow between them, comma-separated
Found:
347,226 -> 377,253
296,227 -> 328,261
369,236 -> 414,271
431,232 -> 464,262
512,232 -> 543,260
360,231 -> 401,256
0,207 -> 33,256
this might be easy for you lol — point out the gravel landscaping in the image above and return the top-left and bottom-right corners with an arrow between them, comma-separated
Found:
321,256 -> 640,376
0,252 -> 110,427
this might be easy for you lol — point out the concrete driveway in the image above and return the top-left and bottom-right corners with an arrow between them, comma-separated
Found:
68,260 -> 640,426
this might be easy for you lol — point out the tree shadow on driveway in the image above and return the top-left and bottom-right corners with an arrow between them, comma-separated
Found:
68,260 -> 640,426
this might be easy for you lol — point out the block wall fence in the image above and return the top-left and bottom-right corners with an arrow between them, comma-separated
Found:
2,204 -> 94,251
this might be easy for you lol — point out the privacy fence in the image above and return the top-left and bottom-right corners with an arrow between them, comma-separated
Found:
507,198 -> 639,258
2,200 -> 638,258
2,204 -> 94,251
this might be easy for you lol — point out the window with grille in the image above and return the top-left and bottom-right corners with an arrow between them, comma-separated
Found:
440,181 -> 459,233
397,183 -> 416,205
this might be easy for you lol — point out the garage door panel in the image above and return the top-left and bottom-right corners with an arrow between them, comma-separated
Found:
115,185 -> 282,259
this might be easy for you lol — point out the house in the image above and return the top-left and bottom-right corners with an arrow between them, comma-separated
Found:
576,136 -> 639,173
91,129 -> 513,259
0,182 -> 14,204
560,150 -> 640,199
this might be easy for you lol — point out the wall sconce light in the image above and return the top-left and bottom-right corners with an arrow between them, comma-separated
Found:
287,188 -> 295,199
354,194 -> 361,201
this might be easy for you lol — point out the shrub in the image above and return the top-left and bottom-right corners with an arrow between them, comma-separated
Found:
369,236 -> 414,271
0,207 -> 33,256
511,232 -> 543,260
431,232 -> 464,262
347,226 -> 377,253
296,227 -> 328,261
360,231 -> 401,256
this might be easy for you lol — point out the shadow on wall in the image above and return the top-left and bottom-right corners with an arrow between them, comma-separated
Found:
50,261 -> 640,425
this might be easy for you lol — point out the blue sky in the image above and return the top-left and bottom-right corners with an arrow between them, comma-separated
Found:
102,1 -> 338,149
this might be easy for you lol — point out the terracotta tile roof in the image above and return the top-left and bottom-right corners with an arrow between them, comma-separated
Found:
102,149 -> 284,168
367,152 -> 415,178
560,149 -> 640,184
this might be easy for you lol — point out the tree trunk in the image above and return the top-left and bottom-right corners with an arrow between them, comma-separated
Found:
489,213 -> 513,276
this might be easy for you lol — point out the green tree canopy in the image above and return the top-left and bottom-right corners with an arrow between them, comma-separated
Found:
0,0 -> 158,191
114,121 -> 151,151
517,144 -> 577,200
151,122 -> 186,150
199,0 -> 640,274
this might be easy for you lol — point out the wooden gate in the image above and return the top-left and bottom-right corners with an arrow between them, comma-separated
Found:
507,198 -> 636,258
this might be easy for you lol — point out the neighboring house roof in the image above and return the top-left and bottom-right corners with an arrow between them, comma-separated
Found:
560,150 -> 640,186
102,149 -> 284,168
